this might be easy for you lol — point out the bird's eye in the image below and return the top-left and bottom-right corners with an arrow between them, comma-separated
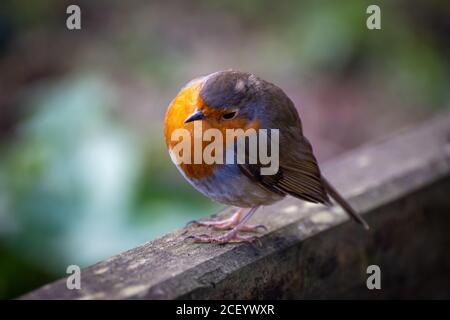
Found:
222,111 -> 237,120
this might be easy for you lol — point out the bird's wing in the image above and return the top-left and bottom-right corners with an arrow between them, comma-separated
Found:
238,130 -> 370,229
238,129 -> 330,205
273,138 -> 330,204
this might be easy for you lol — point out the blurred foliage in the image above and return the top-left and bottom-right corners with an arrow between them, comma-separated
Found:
0,76 -> 216,298
0,0 -> 449,299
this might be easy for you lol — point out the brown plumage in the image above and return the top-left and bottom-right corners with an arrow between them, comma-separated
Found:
236,95 -> 369,230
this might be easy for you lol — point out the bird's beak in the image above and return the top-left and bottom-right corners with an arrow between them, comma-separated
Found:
184,109 -> 205,123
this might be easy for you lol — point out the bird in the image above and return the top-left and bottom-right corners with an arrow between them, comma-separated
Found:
164,70 -> 369,243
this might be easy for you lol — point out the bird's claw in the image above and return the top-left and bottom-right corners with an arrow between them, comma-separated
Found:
187,219 -> 267,233
252,224 -> 268,232
185,220 -> 198,227
184,232 -> 261,244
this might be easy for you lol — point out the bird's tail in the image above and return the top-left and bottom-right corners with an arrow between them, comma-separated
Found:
322,177 -> 370,230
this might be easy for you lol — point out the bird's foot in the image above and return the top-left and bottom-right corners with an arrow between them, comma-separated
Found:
185,229 -> 261,245
188,209 -> 266,233
185,206 -> 264,244
187,214 -> 239,230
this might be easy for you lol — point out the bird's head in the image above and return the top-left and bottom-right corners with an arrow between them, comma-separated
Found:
168,71 -> 263,134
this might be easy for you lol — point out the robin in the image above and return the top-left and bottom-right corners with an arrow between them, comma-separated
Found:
164,70 -> 369,243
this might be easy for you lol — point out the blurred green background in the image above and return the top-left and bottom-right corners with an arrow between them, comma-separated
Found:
0,0 -> 448,299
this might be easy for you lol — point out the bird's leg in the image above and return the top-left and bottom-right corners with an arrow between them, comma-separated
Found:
188,207 -> 266,232
187,206 -> 263,243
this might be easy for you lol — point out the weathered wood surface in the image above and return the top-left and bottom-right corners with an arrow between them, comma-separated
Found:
23,111 -> 450,299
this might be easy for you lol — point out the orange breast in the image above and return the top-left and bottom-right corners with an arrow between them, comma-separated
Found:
164,80 -> 260,180
164,81 -> 216,180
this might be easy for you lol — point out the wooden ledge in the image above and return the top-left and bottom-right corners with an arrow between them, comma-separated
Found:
22,111 -> 450,299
